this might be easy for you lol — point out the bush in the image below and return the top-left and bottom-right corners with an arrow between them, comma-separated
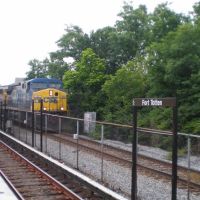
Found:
166,148 -> 187,160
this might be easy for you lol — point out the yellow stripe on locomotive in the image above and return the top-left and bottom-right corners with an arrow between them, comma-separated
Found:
32,88 -> 68,112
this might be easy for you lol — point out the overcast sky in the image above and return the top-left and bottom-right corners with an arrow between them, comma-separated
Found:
0,0 -> 198,85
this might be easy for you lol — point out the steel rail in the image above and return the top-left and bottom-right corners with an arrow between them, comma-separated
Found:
0,170 -> 25,200
0,140 -> 82,200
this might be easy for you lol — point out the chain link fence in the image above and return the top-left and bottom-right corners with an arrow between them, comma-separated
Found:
1,106 -> 200,199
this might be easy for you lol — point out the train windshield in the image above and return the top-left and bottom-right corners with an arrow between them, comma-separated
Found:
31,83 -> 62,90
49,83 -> 62,89
31,83 -> 47,90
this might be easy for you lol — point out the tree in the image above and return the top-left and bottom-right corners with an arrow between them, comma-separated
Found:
146,22 -> 200,132
192,1 -> 200,21
56,25 -> 90,61
150,3 -> 189,42
26,59 -> 47,79
47,53 -> 69,80
63,48 -> 107,117
102,58 -> 146,123
115,3 -> 151,61
90,26 -> 120,73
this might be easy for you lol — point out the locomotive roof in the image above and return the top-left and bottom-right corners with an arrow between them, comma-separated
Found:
27,78 -> 62,84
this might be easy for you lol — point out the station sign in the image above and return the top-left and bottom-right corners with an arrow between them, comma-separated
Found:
132,97 -> 176,107
131,97 -> 177,200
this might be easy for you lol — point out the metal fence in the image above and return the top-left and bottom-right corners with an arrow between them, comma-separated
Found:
1,107 -> 200,200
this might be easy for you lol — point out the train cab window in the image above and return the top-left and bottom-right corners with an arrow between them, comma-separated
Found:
34,97 -> 42,103
49,97 -> 57,103
44,97 -> 49,103
34,99 -> 40,103
31,83 -> 47,89
49,83 -> 62,89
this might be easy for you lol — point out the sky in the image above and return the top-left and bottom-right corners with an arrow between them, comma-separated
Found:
0,0 -> 198,85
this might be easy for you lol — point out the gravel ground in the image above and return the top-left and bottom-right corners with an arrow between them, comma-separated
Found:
10,127 -> 200,200
103,139 -> 200,171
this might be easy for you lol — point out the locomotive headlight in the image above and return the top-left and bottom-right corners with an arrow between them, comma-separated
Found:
43,107 -> 47,111
49,90 -> 53,96
61,107 -> 64,111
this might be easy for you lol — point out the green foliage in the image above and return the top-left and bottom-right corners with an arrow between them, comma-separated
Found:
182,119 -> 200,134
88,130 -> 101,140
146,22 -> 200,132
139,108 -> 172,130
116,4 -> 151,59
26,59 -> 48,79
102,59 -> 146,123
167,148 -> 186,160
63,48 -> 107,117
157,137 -> 173,151
150,3 -> 189,42
56,25 -> 90,60
26,57 -> 69,80
47,53 -> 69,80
90,27 -> 120,73
192,2 -> 200,22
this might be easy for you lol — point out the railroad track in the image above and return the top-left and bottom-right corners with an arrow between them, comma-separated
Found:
0,131 -> 124,200
0,169 -> 24,200
47,133 -> 200,194
0,140 -> 81,200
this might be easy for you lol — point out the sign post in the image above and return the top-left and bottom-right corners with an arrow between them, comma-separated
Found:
132,98 -> 177,200
132,106 -> 137,200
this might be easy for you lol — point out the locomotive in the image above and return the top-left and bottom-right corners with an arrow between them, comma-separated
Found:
0,78 -> 68,113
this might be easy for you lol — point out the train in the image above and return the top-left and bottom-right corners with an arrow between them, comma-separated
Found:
0,78 -> 68,113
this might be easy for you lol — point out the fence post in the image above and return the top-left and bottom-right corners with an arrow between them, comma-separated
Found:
0,102 -> 2,130
76,120 -> 79,170
3,99 -> 7,132
187,135 -> 191,200
59,139 -> 61,160
45,114 -> 47,153
172,106 -> 178,200
40,99 -> 43,152
25,112 -> 28,143
101,124 -> 104,182
32,100 -> 35,147
18,110 -> 21,139
59,117 -> 61,134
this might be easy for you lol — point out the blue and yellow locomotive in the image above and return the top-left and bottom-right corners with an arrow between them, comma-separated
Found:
2,78 -> 68,113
